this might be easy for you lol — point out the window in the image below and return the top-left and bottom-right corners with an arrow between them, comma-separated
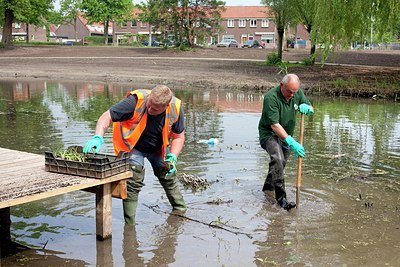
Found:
227,19 -> 234,28
140,21 -> 146,28
239,19 -> 246,27
120,21 -> 127,27
261,19 -> 269,28
131,20 -> 137,28
250,19 -> 257,27
15,23 -> 21,29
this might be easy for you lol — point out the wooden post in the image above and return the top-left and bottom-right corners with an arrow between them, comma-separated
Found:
296,114 -> 305,208
96,184 -> 112,240
96,237 -> 113,266
0,207 -> 11,256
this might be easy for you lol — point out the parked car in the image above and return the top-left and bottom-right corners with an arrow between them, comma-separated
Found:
141,40 -> 163,47
241,40 -> 264,48
216,39 -> 239,48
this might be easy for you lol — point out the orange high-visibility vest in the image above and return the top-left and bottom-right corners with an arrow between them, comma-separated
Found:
112,89 -> 181,156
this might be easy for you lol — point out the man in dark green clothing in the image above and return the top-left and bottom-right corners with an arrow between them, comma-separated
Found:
258,74 -> 314,210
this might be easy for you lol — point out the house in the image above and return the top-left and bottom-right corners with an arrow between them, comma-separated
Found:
113,8 -> 146,45
11,22 -> 48,42
219,6 -> 276,47
112,6 -> 310,48
55,15 -> 113,42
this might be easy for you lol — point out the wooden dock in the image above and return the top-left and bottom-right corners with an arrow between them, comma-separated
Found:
0,147 -> 131,251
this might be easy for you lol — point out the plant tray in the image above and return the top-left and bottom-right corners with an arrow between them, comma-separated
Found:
45,146 -> 130,179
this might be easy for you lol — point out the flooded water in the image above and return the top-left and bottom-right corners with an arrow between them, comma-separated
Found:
0,80 -> 399,266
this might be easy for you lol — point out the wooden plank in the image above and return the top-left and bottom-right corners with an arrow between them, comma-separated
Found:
82,180 -> 127,199
96,183 -> 112,240
111,180 -> 127,199
0,171 -> 132,209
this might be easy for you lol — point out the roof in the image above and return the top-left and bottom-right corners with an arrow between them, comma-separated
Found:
79,15 -> 113,34
221,6 -> 270,19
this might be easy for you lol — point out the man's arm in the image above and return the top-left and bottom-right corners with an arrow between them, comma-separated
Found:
169,131 -> 185,157
94,110 -> 113,137
271,123 -> 289,140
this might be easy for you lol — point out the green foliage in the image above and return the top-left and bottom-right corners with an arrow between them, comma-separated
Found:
261,0 -> 295,60
79,0 -> 133,24
302,57 -> 314,66
14,41 -> 59,46
84,36 -> 112,45
266,52 -> 281,65
0,42 -> 4,48
138,0 -> 225,48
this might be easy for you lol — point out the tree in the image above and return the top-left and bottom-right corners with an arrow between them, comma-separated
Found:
308,0 -> 400,61
79,0 -> 133,45
261,0 -> 294,61
138,0 -> 225,48
59,0 -> 82,42
0,0 -> 52,47
292,0 -> 317,61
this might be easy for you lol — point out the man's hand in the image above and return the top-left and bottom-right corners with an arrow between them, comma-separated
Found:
284,136 -> 305,158
83,135 -> 104,153
165,153 -> 177,176
299,104 -> 314,116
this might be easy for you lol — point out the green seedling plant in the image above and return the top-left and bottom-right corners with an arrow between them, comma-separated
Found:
54,147 -> 87,162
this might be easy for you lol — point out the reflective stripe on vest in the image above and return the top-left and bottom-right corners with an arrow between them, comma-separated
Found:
112,89 -> 181,156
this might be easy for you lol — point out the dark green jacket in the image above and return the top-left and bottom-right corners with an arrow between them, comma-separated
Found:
258,86 -> 310,141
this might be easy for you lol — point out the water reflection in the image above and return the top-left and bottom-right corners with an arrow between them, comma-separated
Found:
0,80 -> 399,266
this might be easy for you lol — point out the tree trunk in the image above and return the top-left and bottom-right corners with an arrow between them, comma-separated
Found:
277,28 -> 284,61
307,26 -> 316,64
2,8 -> 14,48
74,16 -> 78,42
104,20 -> 109,45
26,24 -> 30,43
148,23 -> 152,47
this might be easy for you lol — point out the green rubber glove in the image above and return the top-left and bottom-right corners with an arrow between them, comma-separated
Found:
165,153 -> 177,176
284,136 -> 305,158
299,103 -> 314,116
83,135 -> 104,153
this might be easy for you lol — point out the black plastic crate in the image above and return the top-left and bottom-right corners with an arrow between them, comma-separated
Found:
45,146 -> 130,179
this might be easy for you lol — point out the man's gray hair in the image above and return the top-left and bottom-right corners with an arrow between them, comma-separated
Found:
281,74 -> 300,85
151,85 -> 173,105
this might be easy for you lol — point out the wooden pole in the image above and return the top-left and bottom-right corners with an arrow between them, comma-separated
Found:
296,114 -> 305,208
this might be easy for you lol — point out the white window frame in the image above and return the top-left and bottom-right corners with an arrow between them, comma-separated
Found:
238,19 -> 246,28
250,19 -> 257,27
261,19 -> 269,28
131,20 -> 137,28
227,19 -> 234,28
15,23 -> 21,29
120,21 -> 127,28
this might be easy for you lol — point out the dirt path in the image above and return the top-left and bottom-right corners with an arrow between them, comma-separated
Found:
1,46 -> 399,97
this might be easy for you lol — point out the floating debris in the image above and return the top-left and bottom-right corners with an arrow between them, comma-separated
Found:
179,173 -> 210,191
206,198 -> 233,205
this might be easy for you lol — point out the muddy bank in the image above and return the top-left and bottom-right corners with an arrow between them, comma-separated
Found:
0,46 -> 399,99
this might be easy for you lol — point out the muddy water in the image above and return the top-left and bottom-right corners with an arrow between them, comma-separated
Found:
0,80 -> 399,266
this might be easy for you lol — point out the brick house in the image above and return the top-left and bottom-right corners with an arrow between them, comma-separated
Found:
111,6 -> 310,48
113,8 -> 150,45
55,15 -> 113,42
11,23 -> 48,42
219,6 -> 276,47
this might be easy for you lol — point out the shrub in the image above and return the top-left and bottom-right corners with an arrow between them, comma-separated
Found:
0,42 -> 4,49
302,57 -> 314,66
266,52 -> 281,65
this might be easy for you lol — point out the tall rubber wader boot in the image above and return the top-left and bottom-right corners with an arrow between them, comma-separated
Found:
123,164 -> 145,225
155,168 -> 186,211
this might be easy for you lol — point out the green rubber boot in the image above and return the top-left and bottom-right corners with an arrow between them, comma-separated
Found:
123,199 -> 138,225
123,164 -> 145,225
156,171 -> 186,211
